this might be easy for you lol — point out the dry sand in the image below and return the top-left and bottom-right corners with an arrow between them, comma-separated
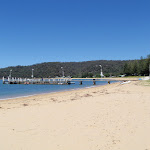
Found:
0,80 -> 150,150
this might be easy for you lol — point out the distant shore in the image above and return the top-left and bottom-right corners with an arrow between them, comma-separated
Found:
0,80 -> 150,150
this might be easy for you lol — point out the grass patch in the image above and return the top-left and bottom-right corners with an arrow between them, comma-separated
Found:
124,76 -> 142,78
140,80 -> 150,86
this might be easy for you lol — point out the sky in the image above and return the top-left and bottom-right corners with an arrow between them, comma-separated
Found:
0,0 -> 150,68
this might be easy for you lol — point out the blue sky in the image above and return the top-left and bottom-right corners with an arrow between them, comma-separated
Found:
0,0 -> 150,68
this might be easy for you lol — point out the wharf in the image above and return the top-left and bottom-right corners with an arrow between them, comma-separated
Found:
2,77 -> 72,85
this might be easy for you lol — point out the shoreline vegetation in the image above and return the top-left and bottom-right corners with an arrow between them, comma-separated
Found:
0,79 -> 150,149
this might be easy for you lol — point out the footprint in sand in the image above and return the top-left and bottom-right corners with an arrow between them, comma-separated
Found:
51,98 -> 57,102
84,94 -> 93,97
23,104 -> 28,106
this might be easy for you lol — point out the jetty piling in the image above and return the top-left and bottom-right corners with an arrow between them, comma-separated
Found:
93,79 -> 96,85
79,81 -> 82,85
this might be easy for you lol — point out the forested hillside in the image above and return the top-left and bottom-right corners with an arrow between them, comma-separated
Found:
123,55 -> 150,76
0,60 -> 127,78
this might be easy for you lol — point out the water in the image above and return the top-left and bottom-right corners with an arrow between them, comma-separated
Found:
0,79 -> 117,100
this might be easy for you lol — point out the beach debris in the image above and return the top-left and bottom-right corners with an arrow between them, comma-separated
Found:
23,103 -> 28,106
121,81 -> 131,84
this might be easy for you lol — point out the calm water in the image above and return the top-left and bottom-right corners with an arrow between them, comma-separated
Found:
0,79 -> 116,100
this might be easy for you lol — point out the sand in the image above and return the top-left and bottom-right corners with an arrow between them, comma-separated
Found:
0,80 -> 150,150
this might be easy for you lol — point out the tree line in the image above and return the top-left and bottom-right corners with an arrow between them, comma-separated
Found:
123,55 -> 150,76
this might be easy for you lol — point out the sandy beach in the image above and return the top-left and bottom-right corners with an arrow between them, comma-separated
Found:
0,80 -> 150,150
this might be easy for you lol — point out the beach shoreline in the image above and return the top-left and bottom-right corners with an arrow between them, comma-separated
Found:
0,80 -> 150,150
0,81 -> 110,101
0,77 -> 138,101
0,81 -> 117,107
0,79 -> 118,101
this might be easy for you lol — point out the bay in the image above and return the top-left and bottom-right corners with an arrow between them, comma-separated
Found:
0,79 -> 116,100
